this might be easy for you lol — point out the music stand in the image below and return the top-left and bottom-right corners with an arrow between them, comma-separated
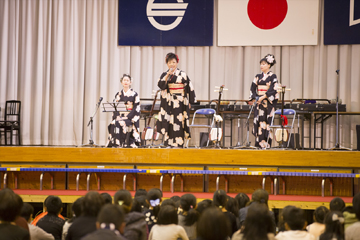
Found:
102,102 -> 131,147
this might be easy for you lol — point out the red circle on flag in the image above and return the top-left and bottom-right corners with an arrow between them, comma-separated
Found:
247,0 -> 288,30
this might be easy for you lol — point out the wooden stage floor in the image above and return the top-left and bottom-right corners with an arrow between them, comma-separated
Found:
1,146 -> 360,168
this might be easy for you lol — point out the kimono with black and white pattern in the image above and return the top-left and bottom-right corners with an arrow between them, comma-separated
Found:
249,71 -> 279,148
107,89 -> 141,147
156,68 -> 196,147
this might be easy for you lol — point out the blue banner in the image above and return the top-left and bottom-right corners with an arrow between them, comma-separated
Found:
118,0 -> 213,46
324,0 -> 360,45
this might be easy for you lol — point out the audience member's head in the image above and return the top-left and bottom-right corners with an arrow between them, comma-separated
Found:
82,192 -> 105,217
0,188 -> 23,222
135,189 -> 147,197
96,204 -> 126,234
131,196 -> 148,213
147,188 -> 162,218
196,199 -> 213,215
161,199 -> 176,208
213,190 -> 228,209
251,189 -> 269,207
235,192 -> 250,209
170,195 -> 181,209
352,192 -> 360,219
45,196 -> 63,215
283,206 -> 306,231
157,205 -> 178,225
72,197 -> 83,219
20,202 -> 34,223
180,194 -> 199,226
314,206 -> 329,223
319,211 -> 344,240
197,207 -> 231,240
243,202 -> 274,239
330,197 -> 346,212
101,193 -> 112,204
278,205 -> 294,232
225,196 -> 239,217
114,190 -> 132,213
43,195 -> 54,212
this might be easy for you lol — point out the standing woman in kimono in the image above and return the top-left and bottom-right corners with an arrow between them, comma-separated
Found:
249,54 -> 279,149
156,53 -> 196,148
107,74 -> 141,148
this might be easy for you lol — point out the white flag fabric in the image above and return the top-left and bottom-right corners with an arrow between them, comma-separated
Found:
218,0 -> 320,46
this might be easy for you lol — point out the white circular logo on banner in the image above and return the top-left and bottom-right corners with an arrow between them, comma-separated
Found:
146,0 -> 189,31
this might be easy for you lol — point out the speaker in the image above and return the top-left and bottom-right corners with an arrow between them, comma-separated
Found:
356,125 -> 360,151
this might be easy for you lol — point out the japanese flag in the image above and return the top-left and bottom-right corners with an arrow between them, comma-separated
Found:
218,0 -> 320,46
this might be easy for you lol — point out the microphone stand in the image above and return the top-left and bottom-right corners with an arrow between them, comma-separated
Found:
77,98 -> 103,147
233,101 -> 257,149
328,70 -> 351,151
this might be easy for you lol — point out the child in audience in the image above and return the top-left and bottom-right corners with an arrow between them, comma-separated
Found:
36,196 -> 65,240
82,204 -> 127,240
32,195 -> 65,226
114,189 -> 147,240
62,197 -> 83,240
213,190 -> 238,236
232,202 -> 275,240
235,193 -> 250,210
0,189 -> 30,240
306,206 -> 329,238
197,207 -> 230,240
131,196 -> 148,213
330,197 -> 346,212
144,188 -> 162,232
319,211 -> 344,240
342,206 -> 358,230
196,200 -> 213,215
275,206 -> 315,240
66,192 -> 104,240
178,194 -> 199,240
226,197 -> 240,229
101,192 -> 113,204
21,202 -> 55,240
345,192 -> 360,240
149,205 -> 189,240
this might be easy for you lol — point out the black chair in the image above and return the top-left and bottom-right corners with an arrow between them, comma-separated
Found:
0,100 -> 21,145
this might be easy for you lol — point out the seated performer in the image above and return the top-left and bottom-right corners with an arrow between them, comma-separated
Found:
156,53 -> 196,148
107,74 -> 141,148
249,54 -> 279,149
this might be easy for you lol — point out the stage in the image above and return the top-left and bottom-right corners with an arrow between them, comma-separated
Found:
1,146 -> 359,208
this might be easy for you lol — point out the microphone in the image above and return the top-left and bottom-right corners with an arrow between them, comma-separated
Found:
336,69 -> 340,75
169,68 -> 174,74
98,97 -> 103,106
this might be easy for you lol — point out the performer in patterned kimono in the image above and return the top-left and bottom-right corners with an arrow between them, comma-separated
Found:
156,53 -> 196,148
249,54 -> 279,149
107,74 -> 141,148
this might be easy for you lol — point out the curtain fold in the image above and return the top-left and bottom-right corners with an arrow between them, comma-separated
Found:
0,0 -> 359,148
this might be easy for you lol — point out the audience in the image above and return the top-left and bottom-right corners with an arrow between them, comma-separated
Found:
178,194 -> 199,240
131,195 -> 149,213
114,189 -> 147,240
197,207 -> 230,240
149,205 -> 189,240
232,202 -> 275,240
342,206 -> 357,230
144,188 -> 162,232
239,189 -> 275,233
36,195 -> 65,240
275,206 -> 315,240
66,191 -> 104,240
0,188 -> 30,240
32,195 -> 65,226
20,202 -> 55,240
319,211 -> 344,240
235,193 -> 250,211
62,197 -> 83,240
226,197 -> 240,228
196,199 -> 213,215
345,192 -> 360,240
101,193 -> 113,204
82,204 -> 127,240
213,190 -> 238,236
306,206 -> 329,238
330,197 -> 346,212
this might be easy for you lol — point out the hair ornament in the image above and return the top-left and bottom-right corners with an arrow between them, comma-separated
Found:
150,198 -> 160,207
265,54 -> 275,64
219,205 -> 223,209
165,53 -> 179,63
332,214 -> 345,223
100,223 -> 116,230
190,205 -> 193,209
118,200 -> 124,206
